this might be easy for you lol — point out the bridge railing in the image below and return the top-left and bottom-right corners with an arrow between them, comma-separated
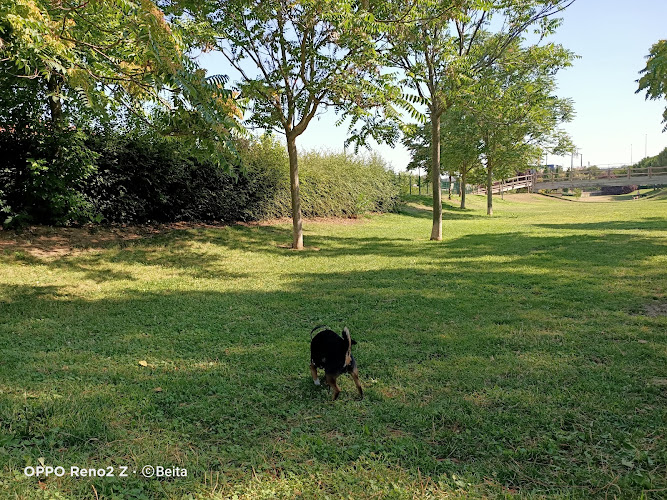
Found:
475,174 -> 533,194
535,165 -> 667,184
473,166 -> 667,194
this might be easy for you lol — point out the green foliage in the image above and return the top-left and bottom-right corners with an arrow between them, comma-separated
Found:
85,133 -> 399,223
298,150 -> 399,217
0,0 -> 240,163
637,39 -> 667,131
168,0 -> 400,147
632,145 -> 667,168
165,0 -> 403,247
402,39 -> 575,196
83,132 -> 285,223
468,40 -> 575,184
0,125 -> 98,226
0,126 -> 397,225
385,0 -> 576,229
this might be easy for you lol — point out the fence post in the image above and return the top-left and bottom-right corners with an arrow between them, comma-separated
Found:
649,166 -> 652,178
627,167 -> 631,180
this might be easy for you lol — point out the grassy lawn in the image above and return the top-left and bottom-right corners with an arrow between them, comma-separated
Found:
548,188 -> 666,203
1,193 -> 666,499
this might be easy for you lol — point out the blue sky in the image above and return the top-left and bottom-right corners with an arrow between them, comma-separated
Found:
199,0 -> 667,171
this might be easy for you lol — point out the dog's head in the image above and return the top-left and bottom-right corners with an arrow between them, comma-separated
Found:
341,327 -> 356,366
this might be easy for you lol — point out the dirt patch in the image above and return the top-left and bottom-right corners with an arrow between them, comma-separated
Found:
644,302 -> 667,317
238,215 -> 371,227
0,223 -> 221,258
0,217 -> 368,258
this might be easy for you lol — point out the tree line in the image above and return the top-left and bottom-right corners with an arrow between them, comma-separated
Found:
2,1 -> 664,246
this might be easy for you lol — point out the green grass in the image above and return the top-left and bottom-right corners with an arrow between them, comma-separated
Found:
1,193 -> 666,499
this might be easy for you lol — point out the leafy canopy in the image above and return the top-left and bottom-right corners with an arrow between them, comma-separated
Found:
165,0 -> 402,148
637,39 -> 667,132
0,0 -> 240,162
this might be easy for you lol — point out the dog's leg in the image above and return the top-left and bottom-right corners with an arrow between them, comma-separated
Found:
351,366 -> 363,399
310,362 -> 320,386
325,374 -> 341,400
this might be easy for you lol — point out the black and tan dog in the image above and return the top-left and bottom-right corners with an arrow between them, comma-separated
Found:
310,325 -> 363,400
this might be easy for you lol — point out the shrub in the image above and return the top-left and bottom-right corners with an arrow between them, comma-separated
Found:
0,126 -> 98,226
84,132 -> 289,223
1,127 -> 398,226
600,185 -> 638,195
297,150 -> 399,217
84,133 -> 398,223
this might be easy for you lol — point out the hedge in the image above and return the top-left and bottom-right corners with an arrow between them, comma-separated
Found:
1,130 -> 399,226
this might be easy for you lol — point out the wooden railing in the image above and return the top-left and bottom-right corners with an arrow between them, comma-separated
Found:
473,165 -> 667,194
535,165 -> 667,183
475,174 -> 534,194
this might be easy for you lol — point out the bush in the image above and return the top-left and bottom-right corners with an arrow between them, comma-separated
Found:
297,150 -> 399,217
84,132 -> 289,223
600,185 -> 638,195
0,125 -> 98,226
84,133 -> 398,223
1,127 -> 399,225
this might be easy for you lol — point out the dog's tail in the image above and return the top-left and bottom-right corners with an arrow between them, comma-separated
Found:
310,324 -> 330,341
342,326 -> 352,366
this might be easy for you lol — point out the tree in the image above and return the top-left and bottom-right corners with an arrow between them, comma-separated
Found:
387,0 -> 575,239
470,41 -> 575,215
637,40 -> 667,132
633,145 -> 667,168
440,109 -> 483,209
403,110 -> 482,209
0,0 -> 238,157
167,0 -> 400,249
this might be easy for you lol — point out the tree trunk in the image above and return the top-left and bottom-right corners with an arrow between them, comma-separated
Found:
461,168 -> 466,209
486,165 -> 493,216
287,135 -> 304,249
430,113 -> 442,240
46,75 -> 63,128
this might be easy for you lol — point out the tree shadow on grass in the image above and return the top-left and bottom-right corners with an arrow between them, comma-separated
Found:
166,223 -> 666,273
4,221 -> 664,287
396,200 -> 482,220
535,217 -> 667,232
1,227 -> 665,498
0,229 -> 251,282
